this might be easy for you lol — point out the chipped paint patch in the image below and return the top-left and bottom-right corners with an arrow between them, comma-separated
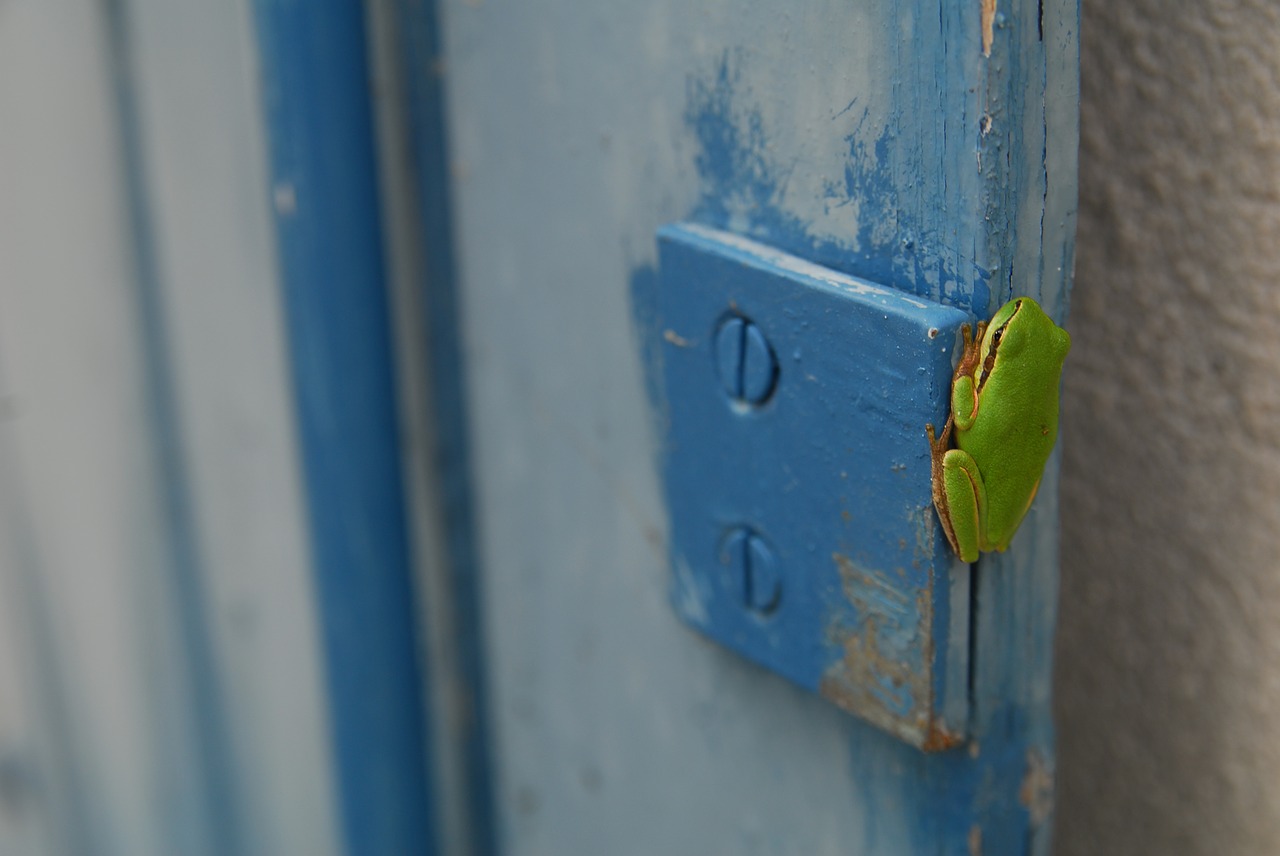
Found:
684,53 -> 794,234
981,0 -> 998,56
684,52 -> 984,313
670,556 -> 709,627
1019,749 -> 1054,827
821,553 -> 961,750
920,723 -> 964,753
662,329 -> 693,348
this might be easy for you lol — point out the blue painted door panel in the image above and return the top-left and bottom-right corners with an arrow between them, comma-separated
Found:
0,0 -> 1076,854
411,0 -> 1078,853
2,3 -> 428,856
253,2 -> 436,854
657,223 -> 971,750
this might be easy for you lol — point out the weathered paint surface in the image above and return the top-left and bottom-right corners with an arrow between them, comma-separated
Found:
656,223 -> 970,749
821,553 -> 965,753
432,0 -> 1076,852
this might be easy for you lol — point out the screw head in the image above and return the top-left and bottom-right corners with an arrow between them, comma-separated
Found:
720,527 -> 782,616
714,315 -> 778,405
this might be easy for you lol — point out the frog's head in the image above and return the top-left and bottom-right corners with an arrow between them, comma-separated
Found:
982,297 -> 1032,359
977,297 -> 1070,388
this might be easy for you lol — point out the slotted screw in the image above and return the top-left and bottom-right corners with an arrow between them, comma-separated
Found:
715,315 -> 778,405
720,527 -> 782,616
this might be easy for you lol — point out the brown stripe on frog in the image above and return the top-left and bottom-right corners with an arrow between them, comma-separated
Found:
977,298 -> 1022,391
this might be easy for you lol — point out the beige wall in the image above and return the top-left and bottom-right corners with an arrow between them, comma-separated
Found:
1056,1 -> 1280,853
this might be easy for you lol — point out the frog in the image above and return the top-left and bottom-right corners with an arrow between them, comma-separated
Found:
926,296 -> 1071,563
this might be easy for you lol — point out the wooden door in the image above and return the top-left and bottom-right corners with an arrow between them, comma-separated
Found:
393,1 -> 1079,853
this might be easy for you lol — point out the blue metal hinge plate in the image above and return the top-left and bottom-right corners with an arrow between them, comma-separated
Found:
657,223 -> 972,750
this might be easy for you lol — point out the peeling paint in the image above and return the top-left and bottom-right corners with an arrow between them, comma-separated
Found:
1019,749 -> 1054,827
670,556 -> 709,627
920,722 -> 965,753
684,52 -> 986,313
821,553 -> 961,750
661,329 -> 693,348
981,0 -> 998,56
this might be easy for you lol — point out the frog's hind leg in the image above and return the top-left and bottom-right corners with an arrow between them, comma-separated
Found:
937,446 -> 987,564
927,420 -> 961,558
950,322 -> 987,432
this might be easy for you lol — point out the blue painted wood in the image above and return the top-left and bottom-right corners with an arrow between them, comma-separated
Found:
427,0 -> 1078,852
5,2 -> 354,852
251,3 -> 437,854
114,0 -> 348,850
104,3 -> 238,853
392,1 -> 499,853
658,223 -> 971,749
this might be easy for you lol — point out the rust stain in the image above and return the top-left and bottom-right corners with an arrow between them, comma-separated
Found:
663,329 -> 694,348
1019,749 -> 1054,826
920,721 -> 964,752
981,0 -> 997,57
820,621 -> 918,710
820,553 -> 966,749
968,825 -> 982,856
821,555 -> 921,730
822,528 -> 969,750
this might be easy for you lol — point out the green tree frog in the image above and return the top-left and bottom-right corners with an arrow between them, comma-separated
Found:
927,297 -> 1071,563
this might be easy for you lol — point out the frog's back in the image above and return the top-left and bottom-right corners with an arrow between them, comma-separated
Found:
959,307 -> 1069,550
965,392 -> 1061,550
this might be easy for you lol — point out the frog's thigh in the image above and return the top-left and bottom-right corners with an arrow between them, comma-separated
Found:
952,376 -> 979,431
941,449 -> 988,563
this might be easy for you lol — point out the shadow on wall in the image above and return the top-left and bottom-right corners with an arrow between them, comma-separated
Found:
1055,1 -> 1280,854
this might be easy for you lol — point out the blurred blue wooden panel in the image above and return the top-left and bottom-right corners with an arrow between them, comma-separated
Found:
115,0 -> 352,853
1,0 -> 433,854
252,1 -> 438,854
376,0 -> 499,853
0,6 -> 191,853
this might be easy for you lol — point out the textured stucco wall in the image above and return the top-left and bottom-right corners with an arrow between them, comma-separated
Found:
1055,1 -> 1280,853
